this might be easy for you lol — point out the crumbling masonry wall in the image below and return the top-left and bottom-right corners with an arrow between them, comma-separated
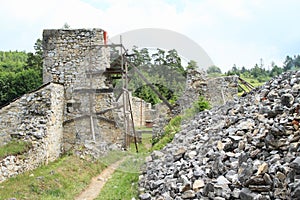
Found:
182,69 -> 238,109
153,70 -> 238,142
0,28 -> 125,181
43,29 -> 122,151
0,83 -> 64,181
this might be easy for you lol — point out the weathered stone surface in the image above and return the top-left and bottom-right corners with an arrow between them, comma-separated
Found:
257,162 -> 268,175
139,193 -> 151,200
0,29 -> 125,182
239,188 -> 256,200
0,83 -> 64,182
43,29 -> 123,152
181,190 -> 195,199
193,179 -> 205,190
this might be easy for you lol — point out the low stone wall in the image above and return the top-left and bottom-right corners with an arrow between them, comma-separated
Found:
182,69 -> 238,109
0,83 -> 64,181
206,76 -> 238,107
152,104 -> 171,143
152,70 -> 238,143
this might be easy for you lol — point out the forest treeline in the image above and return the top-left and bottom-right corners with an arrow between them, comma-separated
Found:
0,39 -> 43,106
0,38 -> 299,107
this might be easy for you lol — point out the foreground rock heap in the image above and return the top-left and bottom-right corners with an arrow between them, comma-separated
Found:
139,71 -> 300,199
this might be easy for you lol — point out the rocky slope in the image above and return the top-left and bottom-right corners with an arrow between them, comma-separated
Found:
139,71 -> 300,199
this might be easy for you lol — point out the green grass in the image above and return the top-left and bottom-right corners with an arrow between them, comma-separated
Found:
0,154 -> 106,200
152,115 -> 182,151
238,76 -> 267,96
95,164 -> 139,200
0,139 -> 32,159
96,134 -> 152,200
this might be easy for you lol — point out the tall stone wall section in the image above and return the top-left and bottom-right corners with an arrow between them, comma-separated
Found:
0,83 -> 64,181
43,29 -> 122,152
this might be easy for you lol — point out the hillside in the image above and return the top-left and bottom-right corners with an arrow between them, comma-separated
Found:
139,70 -> 300,199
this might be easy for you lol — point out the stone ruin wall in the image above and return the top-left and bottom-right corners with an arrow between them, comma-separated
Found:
124,94 -> 153,128
0,83 -> 64,181
183,69 -> 238,109
153,69 -> 239,142
0,29 -> 238,182
115,93 -> 154,142
43,29 -> 122,152
0,29 -> 124,181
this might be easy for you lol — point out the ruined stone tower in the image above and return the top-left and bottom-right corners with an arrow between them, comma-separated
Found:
43,28 -> 122,151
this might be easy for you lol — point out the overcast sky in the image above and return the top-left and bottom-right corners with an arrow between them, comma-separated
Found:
1,0 -> 300,72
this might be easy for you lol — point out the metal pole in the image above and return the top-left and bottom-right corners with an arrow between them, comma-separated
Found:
120,46 -> 173,111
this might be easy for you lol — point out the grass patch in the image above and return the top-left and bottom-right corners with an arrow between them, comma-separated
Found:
238,76 -> 268,96
152,115 -> 182,151
97,133 -> 152,200
95,164 -> 139,200
182,95 -> 211,121
152,95 -> 210,150
0,139 -> 31,159
207,73 -> 225,78
0,154 -> 106,200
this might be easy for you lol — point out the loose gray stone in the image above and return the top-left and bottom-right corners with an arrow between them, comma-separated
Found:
181,190 -> 195,199
239,188 -> 256,200
139,193 -> 151,200
138,71 -> 300,199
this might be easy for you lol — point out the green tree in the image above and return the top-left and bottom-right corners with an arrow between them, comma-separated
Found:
127,47 -> 186,105
283,56 -> 294,71
206,65 -> 222,74
152,48 -> 166,66
270,64 -> 283,77
186,60 -> 197,70
0,39 -> 43,107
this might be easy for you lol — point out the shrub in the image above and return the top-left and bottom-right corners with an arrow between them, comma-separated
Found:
193,96 -> 211,112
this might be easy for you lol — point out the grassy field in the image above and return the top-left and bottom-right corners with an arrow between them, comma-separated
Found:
0,154 -> 106,200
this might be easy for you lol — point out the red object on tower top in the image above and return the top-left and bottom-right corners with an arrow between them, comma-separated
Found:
103,31 -> 107,45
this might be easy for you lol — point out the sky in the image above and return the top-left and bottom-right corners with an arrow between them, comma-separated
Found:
1,0 -> 300,72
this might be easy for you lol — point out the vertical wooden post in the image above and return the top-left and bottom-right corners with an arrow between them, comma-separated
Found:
89,38 -> 96,142
140,100 -> 143,127
120,36 -> 127,149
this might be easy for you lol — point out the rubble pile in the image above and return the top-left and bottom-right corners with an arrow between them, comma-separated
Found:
139,71 -> 300,199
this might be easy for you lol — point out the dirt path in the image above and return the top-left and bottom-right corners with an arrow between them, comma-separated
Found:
75,158 -> 126,200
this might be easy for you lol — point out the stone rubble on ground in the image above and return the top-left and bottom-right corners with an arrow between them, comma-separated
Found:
139,71 -> 300,199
